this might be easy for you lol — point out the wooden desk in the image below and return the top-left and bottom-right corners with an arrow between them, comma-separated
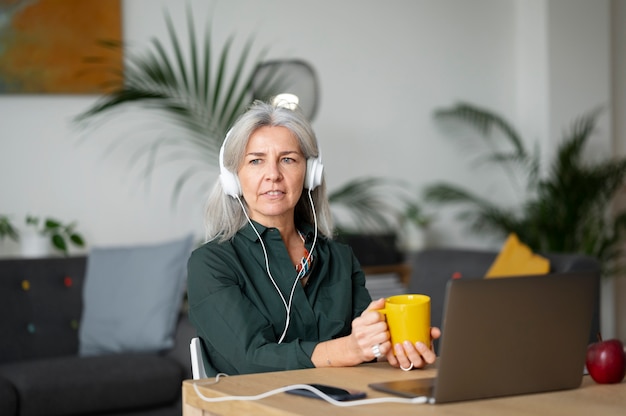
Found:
182,362 -> 625,415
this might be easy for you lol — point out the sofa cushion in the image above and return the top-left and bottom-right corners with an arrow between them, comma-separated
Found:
0,256 -> 87,364
0,376 -> 17,416
0,354 -> 182,416
79,235 -> 194,356
485,233 -> 549,278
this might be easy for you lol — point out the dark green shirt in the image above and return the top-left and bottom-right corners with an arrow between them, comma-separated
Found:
187,222 -> 372,376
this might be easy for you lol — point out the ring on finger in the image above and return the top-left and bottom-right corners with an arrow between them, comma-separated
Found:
400,362 -> 414,371
371,344 -> 383,358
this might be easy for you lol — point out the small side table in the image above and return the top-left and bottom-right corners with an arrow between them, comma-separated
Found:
362,263 -> 412,286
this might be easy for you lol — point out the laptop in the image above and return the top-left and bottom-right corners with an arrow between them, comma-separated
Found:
369,271 -> 598,404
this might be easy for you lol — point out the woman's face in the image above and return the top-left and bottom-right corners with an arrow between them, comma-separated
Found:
238,126 -> 306,226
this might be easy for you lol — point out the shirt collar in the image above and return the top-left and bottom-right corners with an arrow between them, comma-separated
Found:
237,220 -> 316,243
238,220 -> 268,242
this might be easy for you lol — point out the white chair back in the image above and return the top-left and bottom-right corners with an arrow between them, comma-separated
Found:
190,337 -> 208,380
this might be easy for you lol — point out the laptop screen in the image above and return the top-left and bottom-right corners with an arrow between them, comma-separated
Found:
370,271 -> 598,404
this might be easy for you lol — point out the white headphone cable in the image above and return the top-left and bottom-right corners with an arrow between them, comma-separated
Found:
235,196 -> 290,316
235,188 -> 319,344
281,189 -> 319,343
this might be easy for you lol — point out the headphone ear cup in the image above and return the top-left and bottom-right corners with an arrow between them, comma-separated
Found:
219,170 -> 241,197
219,131 -> 241,197
305,157 -> 324,190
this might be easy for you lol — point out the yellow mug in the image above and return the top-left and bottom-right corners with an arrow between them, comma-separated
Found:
378,294 -> 431,351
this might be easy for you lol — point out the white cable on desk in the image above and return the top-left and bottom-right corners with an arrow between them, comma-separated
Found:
191,377 -> 429,407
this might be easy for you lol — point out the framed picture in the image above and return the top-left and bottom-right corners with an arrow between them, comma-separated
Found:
0,0 -> 122,94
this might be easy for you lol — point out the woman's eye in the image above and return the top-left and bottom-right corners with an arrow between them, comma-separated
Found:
249,159 -> 262,165
281,157 -> 295,164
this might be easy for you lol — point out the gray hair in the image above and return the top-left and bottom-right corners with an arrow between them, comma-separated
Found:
203,100 -> 333,242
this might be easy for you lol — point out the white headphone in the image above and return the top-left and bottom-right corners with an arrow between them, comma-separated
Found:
222,129 -> 322,342
218,129 -> 324,198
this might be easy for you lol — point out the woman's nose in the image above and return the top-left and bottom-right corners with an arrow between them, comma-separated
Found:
265,161 -> 282,181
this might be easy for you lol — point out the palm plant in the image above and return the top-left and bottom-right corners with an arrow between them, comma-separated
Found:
424,102 -> 626,275
75,5 -> 285,205
329,176 -> 430,234
328,176 -> 431,265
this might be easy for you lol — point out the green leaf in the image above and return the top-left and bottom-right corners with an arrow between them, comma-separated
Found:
70,234 -> 86,247
0,215 -> 19,242
44,218 -> 62,231
51,234 -> 68,255
435,102 -> 525,157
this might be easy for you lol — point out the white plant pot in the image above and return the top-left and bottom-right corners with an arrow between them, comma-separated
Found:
398,222 -> 428,252
20,231 -> 51,258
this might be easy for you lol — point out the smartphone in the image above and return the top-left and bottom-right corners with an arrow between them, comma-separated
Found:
286,383 -> 367,401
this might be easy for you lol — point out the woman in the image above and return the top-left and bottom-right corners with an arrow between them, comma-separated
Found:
187,98 -> 439,376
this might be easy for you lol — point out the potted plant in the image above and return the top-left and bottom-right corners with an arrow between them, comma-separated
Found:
75,4 -> 289,207
21,215 -> 86,257
423,102 -> 626,276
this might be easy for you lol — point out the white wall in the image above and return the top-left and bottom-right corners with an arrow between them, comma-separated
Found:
0,0 -> 617,253
546,0 -> 612,162
612,0 -> 626,342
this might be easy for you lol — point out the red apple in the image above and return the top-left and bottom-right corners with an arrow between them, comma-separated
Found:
586,334 -> 626,384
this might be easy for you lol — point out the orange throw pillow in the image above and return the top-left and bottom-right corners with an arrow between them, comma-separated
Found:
485,233 -> 550,278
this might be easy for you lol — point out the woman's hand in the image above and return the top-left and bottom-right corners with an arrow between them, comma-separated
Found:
312,298 -> 392,368
348,298 -> 392,363
386,327 -> 441,370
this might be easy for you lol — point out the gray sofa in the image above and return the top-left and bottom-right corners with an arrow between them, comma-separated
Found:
406,248 -> 602,353
0,256 -> 194,416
